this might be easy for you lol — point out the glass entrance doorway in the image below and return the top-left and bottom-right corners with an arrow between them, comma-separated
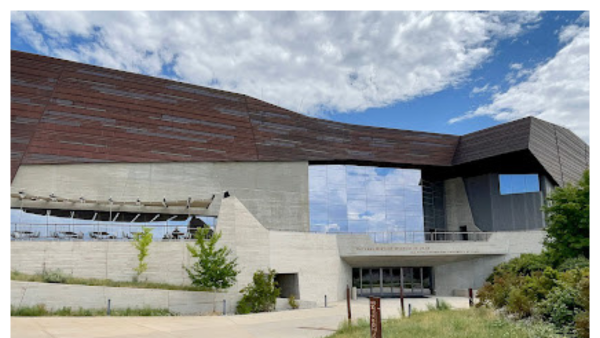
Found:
352,267 -> 432,297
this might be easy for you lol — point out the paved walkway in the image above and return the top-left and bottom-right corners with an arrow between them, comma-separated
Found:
12,297 -> 470,338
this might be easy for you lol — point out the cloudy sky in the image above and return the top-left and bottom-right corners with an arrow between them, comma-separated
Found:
11,11 -> 589,141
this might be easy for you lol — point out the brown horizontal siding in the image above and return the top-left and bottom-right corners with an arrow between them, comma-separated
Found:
11,50 -> 589,186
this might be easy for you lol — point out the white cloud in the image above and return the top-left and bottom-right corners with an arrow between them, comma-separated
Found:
509,63 -> 523,70
450,24 -> 589,142
471,83 -> 499,96
12,11 -> 540,116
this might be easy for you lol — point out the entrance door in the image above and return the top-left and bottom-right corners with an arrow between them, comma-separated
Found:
353,267 -> 432,297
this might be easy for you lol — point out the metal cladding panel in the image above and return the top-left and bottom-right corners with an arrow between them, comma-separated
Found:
11,51 -> 588,186
452,118 -> 532,166
529,118 -> 589,186
10,50 -> 460,182
246,97 -> 459,165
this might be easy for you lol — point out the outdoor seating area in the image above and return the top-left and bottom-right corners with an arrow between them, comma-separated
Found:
11,230 -> 40,239
10,225 -> 210,242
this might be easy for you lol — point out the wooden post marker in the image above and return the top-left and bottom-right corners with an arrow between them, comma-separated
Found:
369,297 -> 382,338
346,285 -> 352,323
400,285 -> 405,317
469,288 -> 474,307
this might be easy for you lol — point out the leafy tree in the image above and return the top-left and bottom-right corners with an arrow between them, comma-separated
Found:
236,269 -> 280,314
185,228 -> 238,290
131,226 -> 153,282
543,169 -> 589,262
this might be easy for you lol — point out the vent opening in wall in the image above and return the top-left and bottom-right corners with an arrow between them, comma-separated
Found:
275,273 -> 299,299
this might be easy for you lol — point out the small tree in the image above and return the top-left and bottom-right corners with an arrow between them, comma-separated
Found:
185,228 -> 238,290
543,169 -> 589,263
131,226 -> 153,282
236,269 -> 280,314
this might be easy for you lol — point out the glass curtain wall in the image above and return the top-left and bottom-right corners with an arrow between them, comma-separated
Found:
309,165 -> 424,242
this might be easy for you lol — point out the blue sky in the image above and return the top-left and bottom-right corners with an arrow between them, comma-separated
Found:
11,11 -> 589,141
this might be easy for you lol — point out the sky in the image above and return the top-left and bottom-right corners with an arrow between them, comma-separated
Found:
10,11 -> 590,142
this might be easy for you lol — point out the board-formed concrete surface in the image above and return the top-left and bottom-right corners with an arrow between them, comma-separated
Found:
11,161 -> 310,232
11,297 -> 470,338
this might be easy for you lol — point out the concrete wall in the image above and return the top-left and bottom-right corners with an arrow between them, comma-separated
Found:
464,174 -> 545,231
11,161 -> 310,232
444,178 -> 480,232
11,281 -> 239,315
433,230 -> 545,296
12,240 -> 195,285
11,195 -> 350,306
270,231 -> 352,305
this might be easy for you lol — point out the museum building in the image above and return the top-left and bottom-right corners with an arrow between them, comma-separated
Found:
10,50 -> 589,305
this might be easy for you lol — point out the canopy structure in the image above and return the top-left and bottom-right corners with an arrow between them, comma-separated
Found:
10,192 -> 215,221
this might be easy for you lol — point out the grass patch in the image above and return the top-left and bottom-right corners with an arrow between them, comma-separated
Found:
326,308 -> 563,338
11,270 -> 213,292
11,304 -> 175,316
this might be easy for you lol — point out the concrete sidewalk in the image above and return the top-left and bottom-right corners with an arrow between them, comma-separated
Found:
11,297 -> 470,338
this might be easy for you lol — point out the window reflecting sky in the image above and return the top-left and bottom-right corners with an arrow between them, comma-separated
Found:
309,165 -> 424,237
499,174 -> 540,195
10,209 -> 215,240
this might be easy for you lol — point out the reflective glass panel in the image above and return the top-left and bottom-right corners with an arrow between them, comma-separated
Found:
499,174 -> 540,195
309,165 -> 424,242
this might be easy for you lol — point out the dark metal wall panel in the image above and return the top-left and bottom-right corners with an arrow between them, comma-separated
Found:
529,118 -> 589,186
463,175 -> 494,231
452,118 -> 532,165
464,174 -> 545,232
245,97 -> 459,165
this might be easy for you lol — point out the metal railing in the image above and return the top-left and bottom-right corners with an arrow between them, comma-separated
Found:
364,231 -> 492,244
11,223 -> 492,244
10,223 -> 202,242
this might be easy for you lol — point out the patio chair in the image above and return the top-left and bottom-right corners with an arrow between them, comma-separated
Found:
76,232 -> 84,239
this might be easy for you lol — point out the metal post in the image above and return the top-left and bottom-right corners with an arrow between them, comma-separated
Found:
346,285 -> 352,323
223,299 -> 227,315
408,303 -> 412,317
107,299 -> 111,316
436,298 -> 440,309
400,284 -> 404,317
324,295 -> 327,308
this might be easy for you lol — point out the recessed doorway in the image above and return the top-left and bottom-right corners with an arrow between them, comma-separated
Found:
352,267 -> 432,298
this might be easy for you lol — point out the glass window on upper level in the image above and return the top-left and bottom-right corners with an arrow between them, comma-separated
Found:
499,174 -> 540,195
309,165 -> 424,242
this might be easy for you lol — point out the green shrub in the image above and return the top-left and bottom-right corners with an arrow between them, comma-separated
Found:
288,294 -> 299,309
574,311 -> 589,338
477,274 -> 522,308
185,228 -> 238,290
11,304 -> 49,316
538,282 -> 581,334
11,270 -> 212,292
521,268 -> 558,302
131,226 -> 153,282
42,269 -> 67,283
236,269 -> 280,314
11,304 -> 175,316
506,288 -> 534,318
543,169 -> 589,263
486,254 -> 551,283
557,256 -> 589,272
426,300 -> 452,311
